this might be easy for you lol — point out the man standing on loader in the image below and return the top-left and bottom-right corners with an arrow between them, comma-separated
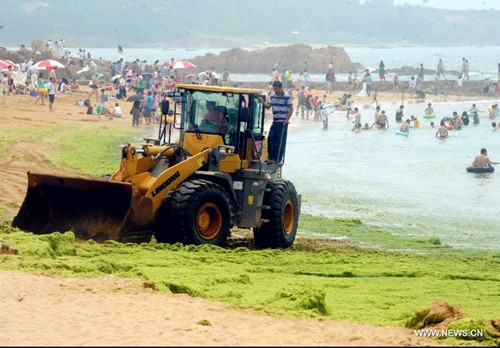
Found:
258,80 -> 293,164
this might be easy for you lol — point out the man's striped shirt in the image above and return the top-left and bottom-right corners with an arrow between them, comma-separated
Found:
269,92 -> 292,122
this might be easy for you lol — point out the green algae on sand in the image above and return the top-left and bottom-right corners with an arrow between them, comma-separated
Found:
1,220 -> 500,346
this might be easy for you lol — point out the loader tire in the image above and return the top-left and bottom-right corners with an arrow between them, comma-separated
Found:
253,180 -> 299,249
153,201 -> 184,244
155,179 -> 233,246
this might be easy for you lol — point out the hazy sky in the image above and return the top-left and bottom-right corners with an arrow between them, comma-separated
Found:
391,0 -> 500,10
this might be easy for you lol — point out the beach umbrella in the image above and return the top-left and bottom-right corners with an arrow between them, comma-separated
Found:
0,59 -> 18,70
30,59 -> 66,71
168,60 -> 196,70
112,74 -> 122,81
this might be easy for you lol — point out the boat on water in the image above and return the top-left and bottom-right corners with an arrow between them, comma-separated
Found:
186,48 -> 197,51
162,47 -> 175,51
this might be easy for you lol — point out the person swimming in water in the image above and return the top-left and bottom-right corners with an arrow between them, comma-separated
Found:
467,148 -> 498,171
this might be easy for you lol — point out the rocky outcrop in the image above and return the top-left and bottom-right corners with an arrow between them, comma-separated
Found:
0,40 -> 110,82
190,44 -> 362,74
0,40 -> 54,63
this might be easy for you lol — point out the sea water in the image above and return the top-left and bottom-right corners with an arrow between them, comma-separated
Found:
284,98 -> 500,251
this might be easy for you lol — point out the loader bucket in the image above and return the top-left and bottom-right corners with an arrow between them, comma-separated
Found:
12,172 -> 133,242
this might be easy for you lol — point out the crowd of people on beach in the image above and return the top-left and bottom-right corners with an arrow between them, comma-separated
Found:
79,53 -> 235,123
2,39 -> 499,170
1,37 -> 236,123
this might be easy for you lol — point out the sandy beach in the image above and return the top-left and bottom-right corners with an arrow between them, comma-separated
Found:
1,84 -> 490,346
0,270 -> 441,346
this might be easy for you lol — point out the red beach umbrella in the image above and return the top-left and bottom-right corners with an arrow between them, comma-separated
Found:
0,59 -> 18,70
168,60 -> 196,70
30,59 -> 66,71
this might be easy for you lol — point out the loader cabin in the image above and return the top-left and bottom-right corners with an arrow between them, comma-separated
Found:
173,84 -> 267,162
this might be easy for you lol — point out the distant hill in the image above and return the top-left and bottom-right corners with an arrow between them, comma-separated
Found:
1,0 -> 500,48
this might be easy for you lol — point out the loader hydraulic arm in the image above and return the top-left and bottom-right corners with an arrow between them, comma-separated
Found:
131,147 -> 212,213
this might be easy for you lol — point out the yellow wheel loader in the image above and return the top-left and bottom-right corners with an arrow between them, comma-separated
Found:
12,84 -> 301,248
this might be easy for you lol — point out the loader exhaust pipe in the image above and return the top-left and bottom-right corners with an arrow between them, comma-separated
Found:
12,172 -> 133,242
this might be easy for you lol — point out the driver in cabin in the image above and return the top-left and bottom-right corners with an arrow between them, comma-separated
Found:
203,101 -> 229,133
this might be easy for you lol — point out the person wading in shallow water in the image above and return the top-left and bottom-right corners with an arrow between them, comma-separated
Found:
435,120 -> 449,138
351,107 -> 362,132
395,105 -> 404,123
